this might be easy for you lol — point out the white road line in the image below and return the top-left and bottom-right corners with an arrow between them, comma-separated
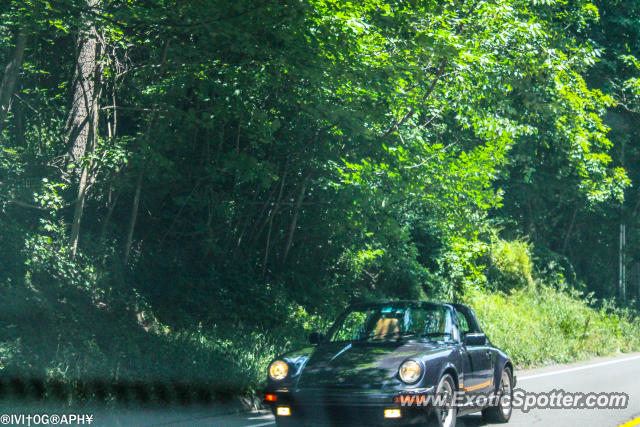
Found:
519,354 -> 640,381
246,422 -> 275,427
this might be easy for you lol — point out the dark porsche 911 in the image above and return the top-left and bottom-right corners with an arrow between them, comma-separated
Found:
264,301 -> 515,426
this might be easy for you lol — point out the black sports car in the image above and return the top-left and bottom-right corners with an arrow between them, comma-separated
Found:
264,301 -> 515,426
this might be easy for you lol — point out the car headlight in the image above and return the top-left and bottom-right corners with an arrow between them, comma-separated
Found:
398,360 -> 422,384
269,360 -> 289,381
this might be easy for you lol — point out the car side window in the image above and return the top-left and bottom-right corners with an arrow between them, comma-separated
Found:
456,311 -> 469,335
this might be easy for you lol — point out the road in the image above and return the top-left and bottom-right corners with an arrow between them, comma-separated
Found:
3,353 -> 640,426
201,352 -> 640,427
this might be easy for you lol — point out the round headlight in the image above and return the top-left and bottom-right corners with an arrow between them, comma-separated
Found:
398,360 -> 422,384
269,360 -> 289,381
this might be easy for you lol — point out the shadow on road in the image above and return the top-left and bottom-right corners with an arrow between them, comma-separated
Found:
457,413 -> 490,426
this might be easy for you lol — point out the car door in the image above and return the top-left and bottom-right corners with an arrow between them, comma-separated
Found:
456,310 -> 493,394
465,340 -> 493,393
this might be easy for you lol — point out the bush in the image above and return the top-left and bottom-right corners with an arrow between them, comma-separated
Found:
465,285 -> 640,367
484,236 -> 534,291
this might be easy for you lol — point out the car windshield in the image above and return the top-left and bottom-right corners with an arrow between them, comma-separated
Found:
328,304 -> 455,342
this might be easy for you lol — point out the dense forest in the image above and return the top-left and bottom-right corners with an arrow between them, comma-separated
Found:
1,0 -> 640,398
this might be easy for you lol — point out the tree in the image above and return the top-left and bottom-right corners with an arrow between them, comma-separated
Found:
0,30 -> 27,132
68,0 -> 101,257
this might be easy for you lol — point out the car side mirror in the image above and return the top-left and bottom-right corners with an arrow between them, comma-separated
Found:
463,332 -> 487,347
309,332 -> 325,345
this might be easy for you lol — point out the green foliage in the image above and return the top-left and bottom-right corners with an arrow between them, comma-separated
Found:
1,0 -> 640,399
467,286 -> 640,367
485,235 -> 534,291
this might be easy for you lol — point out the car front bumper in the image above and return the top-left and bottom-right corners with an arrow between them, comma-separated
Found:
264,387 -> 437,426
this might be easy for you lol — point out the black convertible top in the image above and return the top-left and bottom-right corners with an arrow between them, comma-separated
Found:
450,303 -> 483,333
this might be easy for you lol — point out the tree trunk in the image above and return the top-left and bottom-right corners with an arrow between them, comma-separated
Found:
261,162 -> 288,276
123,167 -> 143,265
122,41 -> 169,265
15,96 -> 25,147
561,205 -> 579,255
66,0 -> 100,163
283,174 -> 310,263
69,0 -> 101,257
71,165 -> 91,256
0,30 -> 28,132
70,100 -> 100,257
100,185 -> 121,243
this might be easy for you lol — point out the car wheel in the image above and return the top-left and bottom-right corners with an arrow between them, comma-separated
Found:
482,366 -> 513,423
429,373 -> 457,427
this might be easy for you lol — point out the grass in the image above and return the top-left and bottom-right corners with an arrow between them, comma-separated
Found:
466,284 -> 640,368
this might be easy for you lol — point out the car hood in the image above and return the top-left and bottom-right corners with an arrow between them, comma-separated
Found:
296,340 -> 447,390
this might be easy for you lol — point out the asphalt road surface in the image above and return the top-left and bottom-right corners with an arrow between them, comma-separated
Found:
162,353 -> 640,427
3,353 -> 640,427
198,352 -> 640,427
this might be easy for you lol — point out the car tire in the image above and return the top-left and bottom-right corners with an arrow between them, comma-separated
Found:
482,366 -> 513,423
427,373 -> 457,427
